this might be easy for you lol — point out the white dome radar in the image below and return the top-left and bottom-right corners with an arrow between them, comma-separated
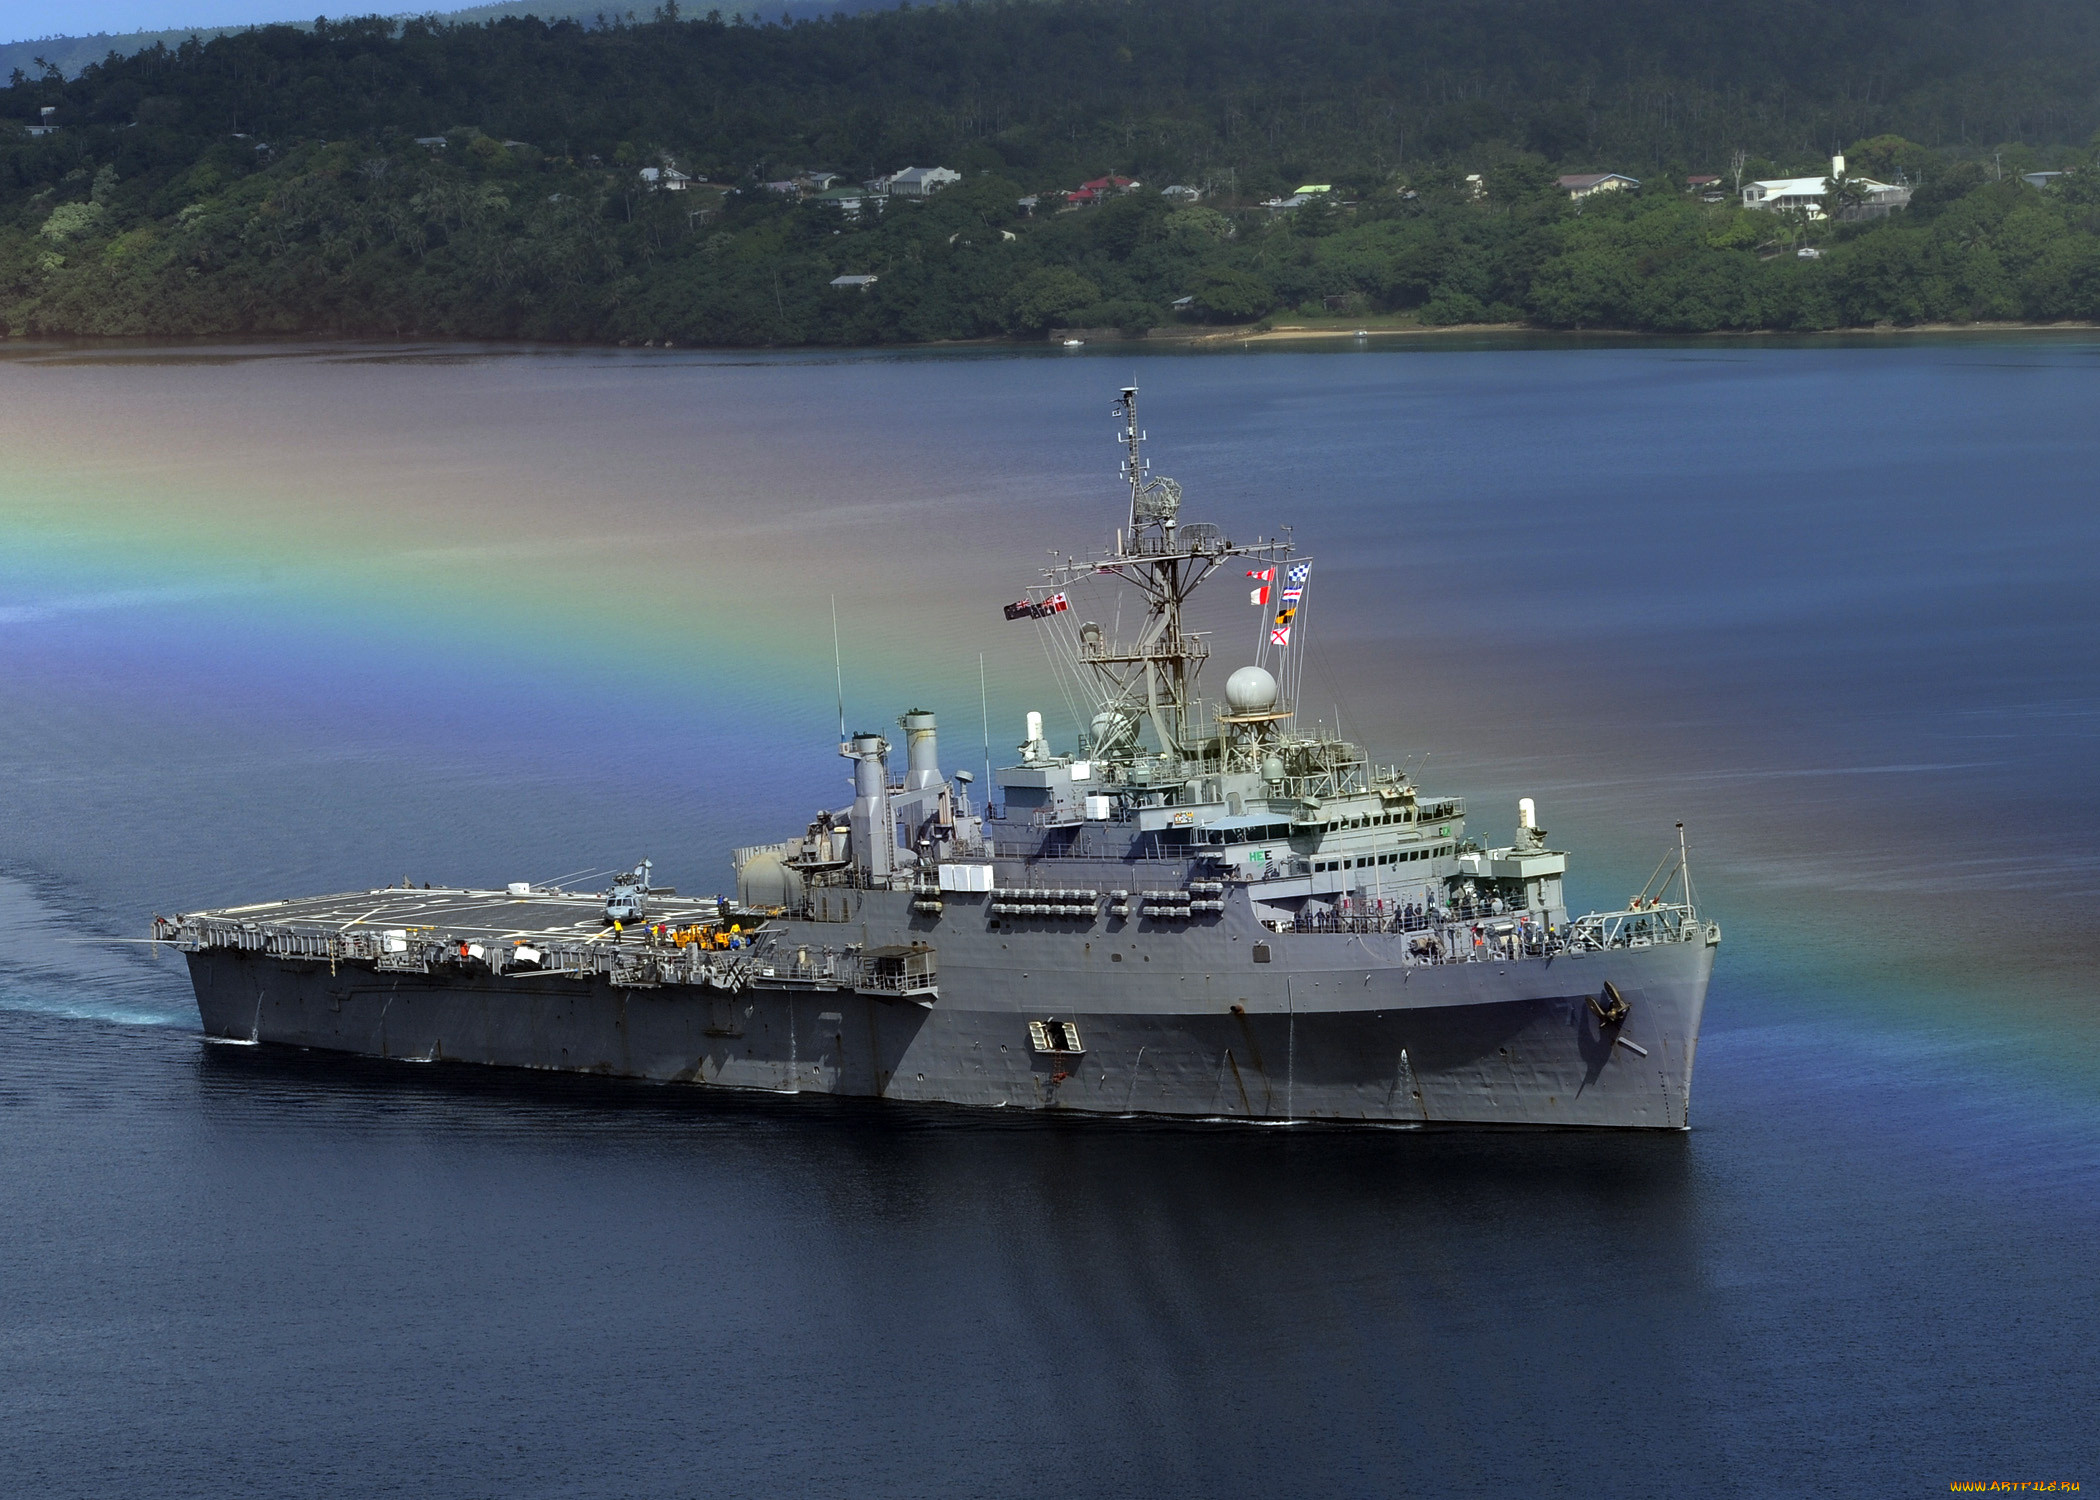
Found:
1224,665 -> 1279,714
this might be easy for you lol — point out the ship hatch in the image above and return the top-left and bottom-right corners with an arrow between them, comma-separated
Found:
1029,1020 -> 1084,1054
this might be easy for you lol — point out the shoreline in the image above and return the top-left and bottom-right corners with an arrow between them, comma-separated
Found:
7,318 -> 2100,359
1166,318 -> 2100,345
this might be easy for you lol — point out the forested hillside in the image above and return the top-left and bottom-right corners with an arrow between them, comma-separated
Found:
6,0 -> 2100,344
0,0 -> 887,83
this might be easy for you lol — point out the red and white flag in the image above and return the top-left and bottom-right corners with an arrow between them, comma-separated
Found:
1246,567 -> 1273,606
1048,592 -> 1069,613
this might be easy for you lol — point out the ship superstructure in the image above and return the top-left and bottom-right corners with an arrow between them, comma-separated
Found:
160,387 -> 1718,1127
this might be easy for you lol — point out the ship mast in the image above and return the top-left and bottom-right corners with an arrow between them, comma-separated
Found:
1120,385 -> 1171,542
1039,386 -> 1291,766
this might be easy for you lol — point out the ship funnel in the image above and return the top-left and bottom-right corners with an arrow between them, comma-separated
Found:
844,732 -> 893,881
1519,797 -> 1536,830
851,733 -> 889,800
900,709 -> 940,790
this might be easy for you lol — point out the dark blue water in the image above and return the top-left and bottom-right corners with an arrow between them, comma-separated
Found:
1,339 -> 2096,1497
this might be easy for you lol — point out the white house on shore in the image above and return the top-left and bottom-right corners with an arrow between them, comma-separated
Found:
881,166 -> 961,199
1743,154 -> 1911,220
1557,172 -> 1639,199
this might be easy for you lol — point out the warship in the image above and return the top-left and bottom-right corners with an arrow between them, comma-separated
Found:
158,387 -> 1719,1127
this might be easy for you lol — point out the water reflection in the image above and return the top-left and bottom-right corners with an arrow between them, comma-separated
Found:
181,1037 -> 1710,1493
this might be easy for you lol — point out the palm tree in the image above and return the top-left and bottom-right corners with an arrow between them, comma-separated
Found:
1824,170 -> 1868,221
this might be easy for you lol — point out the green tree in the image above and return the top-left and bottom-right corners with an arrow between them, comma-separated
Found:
40,202 -> 106,241
1007,266 -> 1099,331
1823,170 -> 1869,220
1187,265 -> 1273,321
1164,206 -> 1233,247
1845,135 -> 1931,183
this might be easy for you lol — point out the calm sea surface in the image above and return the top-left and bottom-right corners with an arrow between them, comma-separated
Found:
1,337 -> 2095,1497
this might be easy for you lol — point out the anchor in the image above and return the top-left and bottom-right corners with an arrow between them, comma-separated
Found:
1588,979 -> 1630,1028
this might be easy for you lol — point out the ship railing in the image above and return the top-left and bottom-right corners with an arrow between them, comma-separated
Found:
158,913 -> 774,988
1263,910 -> 1445,936
1117,528 -> 1229,560
818,867 -> 927,891
855,968 -> 940,998
769,951 -> 854,988
1008,805 -> 1135,833
990,833 -> 1131,858
760,947 -> 937,997
1560,902 -> 1710,951
1078,630 -> 1209,665
1258,902 -> 1709,960
1259,909 -> 1562,963
1265,901 -> 1526,932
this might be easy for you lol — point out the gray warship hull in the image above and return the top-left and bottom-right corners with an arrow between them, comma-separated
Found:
164,384 -> 1721,1129
181,887 -> 1713,1128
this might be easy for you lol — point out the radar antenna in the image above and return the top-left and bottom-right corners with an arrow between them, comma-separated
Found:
1024,385 -> 1296,765
1117,387 -> 1181,538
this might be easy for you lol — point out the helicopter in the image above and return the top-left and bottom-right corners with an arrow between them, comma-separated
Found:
603,860 -> 652,926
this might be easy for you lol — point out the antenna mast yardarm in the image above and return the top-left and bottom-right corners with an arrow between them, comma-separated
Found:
1039,386 -> 1296,763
